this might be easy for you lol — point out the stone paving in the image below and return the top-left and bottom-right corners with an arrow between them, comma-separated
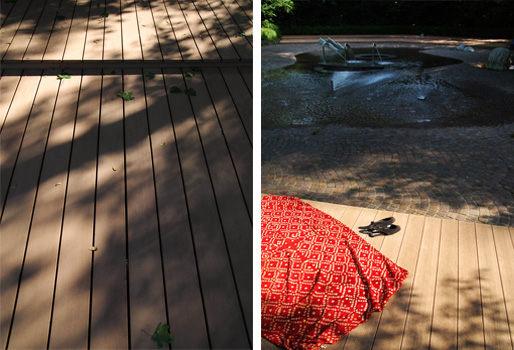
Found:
262,36 -> 514,226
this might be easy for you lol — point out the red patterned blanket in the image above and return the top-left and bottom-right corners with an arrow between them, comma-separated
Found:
261,195 -> 408,350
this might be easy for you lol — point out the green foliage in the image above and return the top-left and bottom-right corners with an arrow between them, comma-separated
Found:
102,11 -> 109,18
118,91 -> 134,101
185,71 -> 195,77
169,86 -> 182,93
152,323 -> 174,348
262,0 -> 294,23
261,27 -> 280,42
146,72 -> 155,79
184,88 -> 196,96
57,74 -> 71,79
237,32 -> 248,37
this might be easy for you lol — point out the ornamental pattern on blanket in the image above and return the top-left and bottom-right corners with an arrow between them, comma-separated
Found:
261,195 -> 408,350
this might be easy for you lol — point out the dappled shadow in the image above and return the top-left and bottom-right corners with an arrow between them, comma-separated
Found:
0,66 -> 252,349
262,124 -> 514,226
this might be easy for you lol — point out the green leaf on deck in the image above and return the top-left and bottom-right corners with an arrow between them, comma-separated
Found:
169,86 -> 182,93
57,74 -> 71,79
185,71 -> 194,77
118,91 -> 134,101
146,72 -> 155,80
237,32 -> 248,37
184,88 -> 196,96
152,323 -> 174,348
102,11 -> 109,18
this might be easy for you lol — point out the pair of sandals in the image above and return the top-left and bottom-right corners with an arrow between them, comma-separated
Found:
358,217 -> 401,237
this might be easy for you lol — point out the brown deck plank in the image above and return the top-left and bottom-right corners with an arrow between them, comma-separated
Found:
0,72 -> 41,209
0,71 -> 22,128
458,221 -> 485,350
233,0 -> 252,24
42,0 -> 77,61
493,225 -> 514,349
401,216 -> 442,350
135,0 -> 162,61
202,67 -> 252,211
148,0 -> 181,61
0,70 -> 60,349
0,0 -> 33,58
121,0 -> 143,61
2,0 -> 48,61
372,214 -> 425,350
49,72 -> 102,348
123,69 -> 168,349
430,219 -> 459,350
103,0 -> 123,61
208,0 -> 253,57
162,0 -> 201,60
22,0 -> 61,61
144,68 -> 210,348
219,67 -> 252,142
62,0 -> 89,60
476,223 -> 512,349
7,69 -> 81,349
83,0 -> 106,61
239,66 -> 252,94
178,0 -> 220,61
341,211 -> 409,350
194,0 -> 240,61
185,67 -> 252,344
164,67 -> 249,348
89,69 -> 129,349
0,1 -> 16,28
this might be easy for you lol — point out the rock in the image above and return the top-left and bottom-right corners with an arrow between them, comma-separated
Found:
487,47 -> 511,71
456,44 -> 466,51
464,46 -> 474,52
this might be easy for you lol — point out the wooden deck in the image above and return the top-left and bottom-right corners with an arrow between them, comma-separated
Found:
261,199 -> 514,350
1,1 -> 253,349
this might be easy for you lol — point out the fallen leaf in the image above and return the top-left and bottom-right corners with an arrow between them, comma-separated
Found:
169,86 -> 182,93
88,246 -> 98,251
55,182 -> 62,186
112,166 -> 117,171
146,72 -> 155,79
152,323 -> 174,348
184,88 -> 196,96
102,12 -> 109,18
118,91 -> 134,101
57,74 -> 71,79
160,142 -> 166,146
185,71 -> 194,77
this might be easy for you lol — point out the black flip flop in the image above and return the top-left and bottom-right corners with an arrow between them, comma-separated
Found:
368,224 -> 401,237
358,217 -> 395,231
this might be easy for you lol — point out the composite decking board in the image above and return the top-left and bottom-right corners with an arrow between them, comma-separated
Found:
42,0 -> 77,61
120,0 -> 143,61
458,221 -> 485,350
209,0 -> 253,51
0,0 -> 34,57
476,223 -> 512,350
2,0 -> 50,61
493,225 -> 514,349
163,68 -> 250,349
103,0 -> 123,61
0,72 -> 22,128
0,73 -> 42,209
134,0 -> 162,61
177,0 -> 221,61
82,0 -> 106,61
431,219 -> 459,350
0,1 -> 15,28
0,70 -> 60,349
143,69 -> 210,349
238,67 -> 252,94
185,68 -> 253,342
202,67 -> 252,214
122,70 -> 168,349
7,69 -> 81,349
89,70 -> 129,349
217,67 -> 252,142
401,216 -> 442,350
372,214 -> 425,350
342,212 -> 410,350
193,0 -> 240,61
162,0 -> 202,61
148,0 -> 181,61
48,72 -> 101,348
22,0 -> 62,61
233,0 -> 252,23
62,0 -> 90,60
